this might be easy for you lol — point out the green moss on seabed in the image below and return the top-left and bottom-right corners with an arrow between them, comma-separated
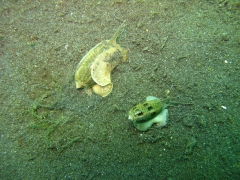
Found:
28,102 -> 83,152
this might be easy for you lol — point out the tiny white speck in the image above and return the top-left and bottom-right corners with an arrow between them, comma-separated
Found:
65,44 -> 69,50
224,60 -> 228,63
221,106 -> 227,109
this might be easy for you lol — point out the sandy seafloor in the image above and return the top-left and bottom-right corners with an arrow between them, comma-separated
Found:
0,0 -> 239,179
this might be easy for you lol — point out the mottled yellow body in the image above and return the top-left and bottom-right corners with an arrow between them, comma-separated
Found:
91,47 -> 117,86
75,42 -> 111,89
75,21 -> 127,97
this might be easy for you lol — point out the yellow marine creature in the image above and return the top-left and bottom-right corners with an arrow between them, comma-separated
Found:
128,96 -> 169,131
75,21 -> 127,97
